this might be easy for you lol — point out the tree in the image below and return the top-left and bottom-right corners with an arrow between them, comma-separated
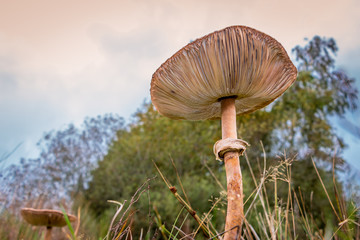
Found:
0,113 -> 124,209
273,36 -> 358,163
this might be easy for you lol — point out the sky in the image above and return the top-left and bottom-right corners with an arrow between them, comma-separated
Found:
0,0 -> 359,172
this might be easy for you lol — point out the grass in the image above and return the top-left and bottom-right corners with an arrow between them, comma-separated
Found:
0,150 -> 359,240
148,150 -> 360,239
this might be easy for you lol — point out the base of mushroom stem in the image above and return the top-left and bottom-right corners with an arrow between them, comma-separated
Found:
223,150 -> 244,240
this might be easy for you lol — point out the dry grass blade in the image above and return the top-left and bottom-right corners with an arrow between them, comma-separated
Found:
330,150 -> 351,235
208,225 -> 241,240
293,188 -> 313,238
153,160 -> 217,239
106,177 -> 155,240
170,156 -> 191,206
173,225 -> 195,240
243,221 -> 261,240
105,200 -> 125,240
152,160 -> 172,189
139,228 -> 143,240
193,194 -> 223,237
284,155 -> 293,239
74,207 -> 81,237
311,157 -> 341,222
244,177 -> 266,218
203,159 -> 225,191
244,143 -> 268,216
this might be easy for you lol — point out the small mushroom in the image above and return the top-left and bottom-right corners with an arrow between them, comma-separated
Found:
151,26 -> 297,239
21,207 -> 77,240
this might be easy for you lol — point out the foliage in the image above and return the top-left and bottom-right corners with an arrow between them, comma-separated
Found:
292,36 -> 357,114
84,36 -> 359,238
85,104 -> 230,236
272,36 -> 357,162
0,113 -> 124,209
0,35 -> 358,239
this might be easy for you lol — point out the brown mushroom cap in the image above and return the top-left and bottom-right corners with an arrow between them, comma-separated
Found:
20,208 -> 77,227
151,25 -> 297,120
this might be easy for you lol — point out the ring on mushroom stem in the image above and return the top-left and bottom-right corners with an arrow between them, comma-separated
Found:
151,25 -> 297,239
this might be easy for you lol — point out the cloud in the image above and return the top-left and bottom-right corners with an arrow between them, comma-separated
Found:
0,0 -> 359,167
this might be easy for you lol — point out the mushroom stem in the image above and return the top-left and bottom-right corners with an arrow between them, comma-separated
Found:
221,98 -> 237,139
221,97 -> 244,239
45,226 -> 52,240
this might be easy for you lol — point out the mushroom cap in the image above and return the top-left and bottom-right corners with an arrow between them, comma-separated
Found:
20,208 -> 77,227
151,25 -> 297,120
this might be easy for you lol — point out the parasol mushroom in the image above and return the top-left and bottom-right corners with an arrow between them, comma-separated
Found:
21,207 -> 77,240
151,25 -> 297,239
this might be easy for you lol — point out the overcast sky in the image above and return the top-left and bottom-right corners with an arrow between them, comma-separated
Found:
1,0 -> 359,171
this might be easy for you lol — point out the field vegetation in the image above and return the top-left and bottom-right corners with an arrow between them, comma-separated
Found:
0,36 -> 359,239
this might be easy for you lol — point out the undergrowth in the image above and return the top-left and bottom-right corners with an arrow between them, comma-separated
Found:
1,150 -> 359,240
